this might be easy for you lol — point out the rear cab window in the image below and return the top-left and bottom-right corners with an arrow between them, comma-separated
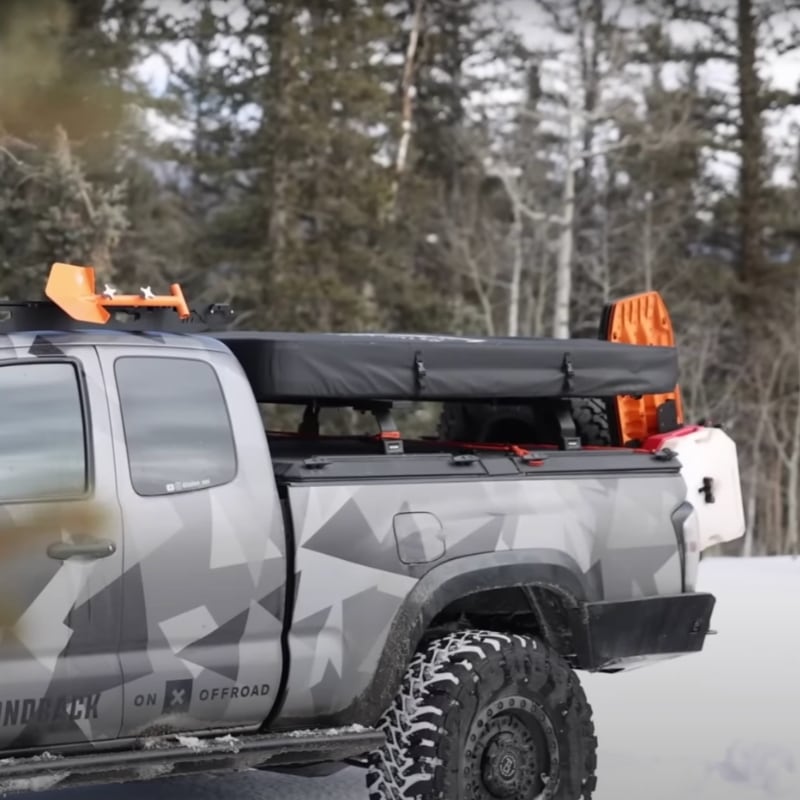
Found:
114,356 -> 237,496
0,360 -> 89,502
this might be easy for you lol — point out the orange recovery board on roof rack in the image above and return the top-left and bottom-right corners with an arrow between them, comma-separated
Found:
45,262 -> 191,324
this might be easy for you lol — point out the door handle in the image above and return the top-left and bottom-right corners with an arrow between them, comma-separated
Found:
47,538 -> 116,561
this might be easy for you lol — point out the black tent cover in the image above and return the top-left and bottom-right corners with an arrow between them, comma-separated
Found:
213,331 -> 678,403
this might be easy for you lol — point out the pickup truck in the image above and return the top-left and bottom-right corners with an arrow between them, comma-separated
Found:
0,263 -> 745,799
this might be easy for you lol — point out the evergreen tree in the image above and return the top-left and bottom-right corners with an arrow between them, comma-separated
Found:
0,0 -> 171,290
159,1 -> 402,331
386,0 -> 529,335
0,126 -> 127,296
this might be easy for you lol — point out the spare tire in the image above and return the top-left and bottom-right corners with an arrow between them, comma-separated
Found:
439,398 -> 613,448
438,402 -> 538,443
570,397 -> 612,446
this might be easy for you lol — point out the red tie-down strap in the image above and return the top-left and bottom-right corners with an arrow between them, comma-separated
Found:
266,429 -> 671,462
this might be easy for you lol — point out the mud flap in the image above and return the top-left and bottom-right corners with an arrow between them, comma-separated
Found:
574,592 -> 716,670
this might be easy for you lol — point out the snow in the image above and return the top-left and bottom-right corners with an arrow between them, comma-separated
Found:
0,775 -> 69,795
4,556 -> 799,799
580,555 -> 800,800
285,724 -> 367,739
173,736 -> 206,751
212,735 -> 241,752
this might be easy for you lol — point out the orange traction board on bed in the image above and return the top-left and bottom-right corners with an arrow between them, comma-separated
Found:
602,290 -> 684,446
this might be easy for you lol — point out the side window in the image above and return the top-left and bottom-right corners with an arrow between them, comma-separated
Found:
0,361 -> 88,502
115,357 -> 237,496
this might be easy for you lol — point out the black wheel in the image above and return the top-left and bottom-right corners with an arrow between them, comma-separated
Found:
366,630 -> 597,800
570,398 -> 611,447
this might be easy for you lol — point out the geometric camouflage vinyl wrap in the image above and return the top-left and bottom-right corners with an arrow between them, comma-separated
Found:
0,331 -> 285,752
278,469 -> 687,720
0,328 -> 690,749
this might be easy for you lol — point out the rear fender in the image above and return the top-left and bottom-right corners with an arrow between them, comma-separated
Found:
286,549 -> 593,729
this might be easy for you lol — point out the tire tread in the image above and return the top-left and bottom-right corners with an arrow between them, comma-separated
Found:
367,630 -> 597,800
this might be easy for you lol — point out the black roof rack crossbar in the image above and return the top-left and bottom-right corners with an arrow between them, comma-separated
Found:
0,301 -> 236,334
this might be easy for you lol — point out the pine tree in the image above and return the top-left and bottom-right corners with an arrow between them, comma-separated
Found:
155,1 -> 403,331
385,0 -> 530,335
0,0 -> 169,291
0,126 -> 127,296
627,0 -> 800,555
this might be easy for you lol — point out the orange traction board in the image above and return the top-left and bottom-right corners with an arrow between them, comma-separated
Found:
45,262 -> 190,324
601,290 -> 684,446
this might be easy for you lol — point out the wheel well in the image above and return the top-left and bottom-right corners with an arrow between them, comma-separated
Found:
422,585 -> 580,664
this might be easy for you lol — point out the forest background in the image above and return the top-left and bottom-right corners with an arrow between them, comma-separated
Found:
2,0 -> 800,556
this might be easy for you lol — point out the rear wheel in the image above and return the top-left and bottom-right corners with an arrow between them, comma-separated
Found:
366,630 -> 597,800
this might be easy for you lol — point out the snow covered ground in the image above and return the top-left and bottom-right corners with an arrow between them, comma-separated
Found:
13,556 -> 800,799
582,556 -> 800,799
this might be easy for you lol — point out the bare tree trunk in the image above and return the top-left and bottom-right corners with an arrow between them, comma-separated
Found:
787,453 -> 799,556
770,450 -> 784,555
774,460 -> 783,555
737,0 -> 764,290
507,207 -> 523,336
764,465 -> 773,554
642,191 -> 654,292
553,96 -> 577,339
462,245 -> 495,336
743,479 -> 756,557
744,412 -> 766,558
523,232 -> 547,336
788,350 -> 800,555
389,0 -> 425,218
263,6 -> 290,309
534,260 -> 548,337
600,207 -> 611,304
575,0 -> 601,198
743,355 -> 783,556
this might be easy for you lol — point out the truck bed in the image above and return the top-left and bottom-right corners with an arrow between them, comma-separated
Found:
270,427 -> 690,722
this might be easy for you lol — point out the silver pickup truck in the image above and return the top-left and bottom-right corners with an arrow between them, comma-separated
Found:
0,263 -> 744,799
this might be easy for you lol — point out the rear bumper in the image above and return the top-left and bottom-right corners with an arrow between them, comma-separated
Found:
572,592 -> 716,671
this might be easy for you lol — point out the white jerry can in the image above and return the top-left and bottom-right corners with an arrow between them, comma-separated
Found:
654,426 -> 746,553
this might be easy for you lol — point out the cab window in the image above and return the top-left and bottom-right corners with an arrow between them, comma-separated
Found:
114,356 -> 237,496
0,361 -> 88,502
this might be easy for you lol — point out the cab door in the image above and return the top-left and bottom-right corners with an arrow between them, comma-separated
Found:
96,344 -> 286,736
0,345 -> 124,750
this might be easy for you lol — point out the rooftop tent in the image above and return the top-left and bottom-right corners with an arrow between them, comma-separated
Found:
212,331 -> 679,403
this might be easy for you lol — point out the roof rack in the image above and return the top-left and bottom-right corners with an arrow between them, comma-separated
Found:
0,262 -> 236,334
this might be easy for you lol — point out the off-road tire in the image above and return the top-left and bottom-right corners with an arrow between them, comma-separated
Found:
437,403 -> 538,443
570,398 -> 611,447
366,630 -> 597,800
